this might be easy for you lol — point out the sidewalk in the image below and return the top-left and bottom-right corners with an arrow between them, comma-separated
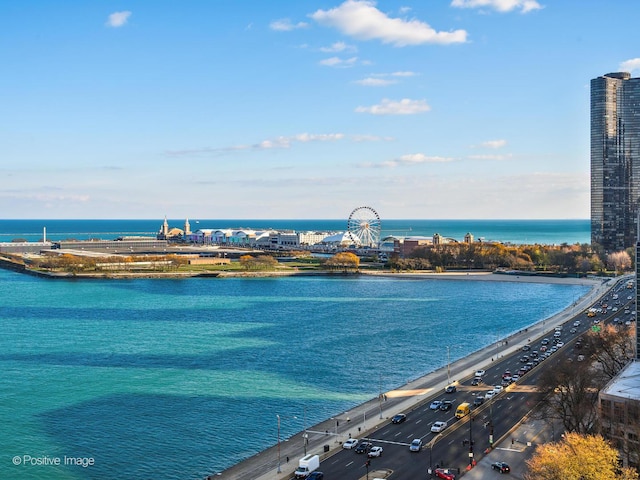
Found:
460,416 -> 560,479
214,276 -> 617,480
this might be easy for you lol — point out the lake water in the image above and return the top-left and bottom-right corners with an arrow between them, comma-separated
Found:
0,218 -> 590,245
0,269 -> 591,479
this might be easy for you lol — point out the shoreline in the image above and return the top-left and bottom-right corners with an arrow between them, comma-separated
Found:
1,255 -> 605,286
217,273 -> 616,480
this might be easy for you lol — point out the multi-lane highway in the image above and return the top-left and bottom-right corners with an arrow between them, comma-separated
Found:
312,278 -> 633,479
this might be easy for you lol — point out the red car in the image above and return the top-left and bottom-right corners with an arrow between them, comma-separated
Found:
434,468 -> 456,480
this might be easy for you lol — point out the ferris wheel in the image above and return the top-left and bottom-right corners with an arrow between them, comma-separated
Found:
347,206 -> 381,248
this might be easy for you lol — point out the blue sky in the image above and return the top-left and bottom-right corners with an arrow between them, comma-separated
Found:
2,0 -> 639,220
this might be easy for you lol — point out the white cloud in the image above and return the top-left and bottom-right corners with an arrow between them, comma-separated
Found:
360,153 -> 454,168
166,133 -> 362,156
269,18 -> 309,31
294,133 -> 345,142
254,133 -> 346,149
480,139 -> 507,148
106,11 -> 131,28
310,0 -> 467,46
350,134 -> 395,142
355,98 -> 430,115
319,41 -> 357,52
397,153 -> 453,164
390,71 -> 417,77
319,56 -> 359,67
451,0 -> 542,13
353,77 -> 397,86
620,58 -> 640,73
467,153 -> 512,160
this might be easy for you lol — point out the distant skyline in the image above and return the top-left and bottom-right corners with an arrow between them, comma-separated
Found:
2,1 -> 639,220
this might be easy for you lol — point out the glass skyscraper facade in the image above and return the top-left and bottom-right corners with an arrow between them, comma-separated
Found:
591,72 -> 640,253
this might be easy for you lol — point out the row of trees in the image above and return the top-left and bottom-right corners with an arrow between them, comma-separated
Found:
25,254 -> 188,273
389,242 -> 634,274
536,323 -> 635,435
528,322 -> 638,476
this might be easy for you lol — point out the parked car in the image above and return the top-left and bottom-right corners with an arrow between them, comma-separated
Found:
434,468 -> 456,479
409,438 -> 422,452
431,421 -> 448,433
342,438 -> 358,449
430,400 -> 443,410
491,461 -> 511,473
367,446 -> 383,458
355,441 -> 372,454
440,400 -> 453,411
391,413 -> 406,424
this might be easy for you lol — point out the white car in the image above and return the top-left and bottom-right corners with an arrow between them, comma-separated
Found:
573,321 -> 581,327
431,421 -> 448,433
368,446 -> 383,458
474,369 -> 486,377
343,438 -> 358,449
492,385 -> 504,393
409,438 -> 423,452
485,390 -> 496,400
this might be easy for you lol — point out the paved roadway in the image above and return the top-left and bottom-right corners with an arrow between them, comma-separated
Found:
214,275 -> 626,480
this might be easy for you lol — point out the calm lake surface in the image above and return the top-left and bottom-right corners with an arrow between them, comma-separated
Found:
0,269 -> 591,479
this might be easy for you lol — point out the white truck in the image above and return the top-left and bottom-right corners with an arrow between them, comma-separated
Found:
294,454 -> 320,478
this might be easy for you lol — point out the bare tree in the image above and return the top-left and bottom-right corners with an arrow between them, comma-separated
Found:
606,251 -> 632,273
582,324 -> 635,380
536,358 -> 604,434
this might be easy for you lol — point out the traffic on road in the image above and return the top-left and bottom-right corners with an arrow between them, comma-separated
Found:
292,278 -> 633,480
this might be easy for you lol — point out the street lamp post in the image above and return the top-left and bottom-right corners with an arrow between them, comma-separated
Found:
277,414 -> 282,474
468,413 -> 474,467
378,373 -> 383,419
488,398 -> 494,448
446,346 -> 451,385
428,433 -> 442,476
276,414 -> 298,473
302,406 -> 308,455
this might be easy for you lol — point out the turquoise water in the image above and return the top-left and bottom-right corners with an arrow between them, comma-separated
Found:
0,269 -> 591,479
0,218 -> 590,245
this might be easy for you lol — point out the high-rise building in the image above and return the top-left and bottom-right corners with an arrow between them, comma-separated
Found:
591,72 -> 640,253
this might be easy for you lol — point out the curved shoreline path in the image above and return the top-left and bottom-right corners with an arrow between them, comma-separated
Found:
215,273 -> 621,480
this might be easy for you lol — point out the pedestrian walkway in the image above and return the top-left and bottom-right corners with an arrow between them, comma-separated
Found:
214,276 -> 617,480
460,416 -> 560,479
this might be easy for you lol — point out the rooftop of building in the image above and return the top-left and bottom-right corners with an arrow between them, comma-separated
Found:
601,360 -> 640,400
